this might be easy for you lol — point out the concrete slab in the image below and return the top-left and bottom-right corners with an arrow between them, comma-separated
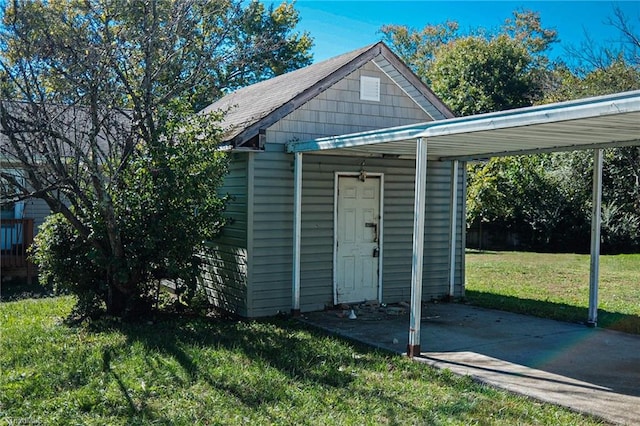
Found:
302,303 -> 640,425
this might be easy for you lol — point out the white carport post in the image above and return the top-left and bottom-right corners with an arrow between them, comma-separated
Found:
292,152 -> 302,316
588,148 -> 603,326
448,160 -> 459,299
408,137 -> 428,358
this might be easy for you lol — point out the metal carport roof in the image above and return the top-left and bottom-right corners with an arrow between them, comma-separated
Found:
286,90 -> 640,357
287,90 -> 640,159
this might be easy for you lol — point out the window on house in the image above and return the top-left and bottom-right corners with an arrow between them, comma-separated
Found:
360,76 -> 380,102
1,170 -> 26,251
1,170 -> 25,219
0,203 -> 14,220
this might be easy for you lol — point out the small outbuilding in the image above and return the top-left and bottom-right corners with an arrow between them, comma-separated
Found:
199,42 -> 465,317
199,41 -> 640,354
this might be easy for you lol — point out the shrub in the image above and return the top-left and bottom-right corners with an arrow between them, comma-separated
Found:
31,214 -> 106,319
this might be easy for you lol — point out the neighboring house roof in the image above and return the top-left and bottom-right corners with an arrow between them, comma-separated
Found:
201,42 -> 454,148
1,101 -> 130,162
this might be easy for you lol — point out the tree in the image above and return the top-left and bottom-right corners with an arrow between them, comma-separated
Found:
0,0 -> 313,317
382,10 -> 557,116
540,6 -> 640,253
609,5 -> 640,66
467,155 -> 589,251
544,53 -> 640,103
428,35 -> 536,116
379,21 -> 459,82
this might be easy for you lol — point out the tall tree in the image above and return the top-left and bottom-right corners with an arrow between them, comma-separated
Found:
0,0 -> 313,317
382,10 -> 557,115
384,7 -> 639,252
428,35 -> 535,115
541,6 -> 640,253
380,20 -> 459,81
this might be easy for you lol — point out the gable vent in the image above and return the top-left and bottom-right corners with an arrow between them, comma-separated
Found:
360,76 -> 380,102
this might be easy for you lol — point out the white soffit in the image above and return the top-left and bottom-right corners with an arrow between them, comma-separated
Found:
287,90 -> 640,160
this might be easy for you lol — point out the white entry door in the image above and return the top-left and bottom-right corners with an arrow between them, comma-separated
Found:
335,175 -> 381,304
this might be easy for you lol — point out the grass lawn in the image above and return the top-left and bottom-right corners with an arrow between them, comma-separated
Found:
465,252 -> 640,334
0,296 -> 605,425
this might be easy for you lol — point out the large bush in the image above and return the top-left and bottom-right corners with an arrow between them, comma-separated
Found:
31,110 -> 230,318
31,214 -> 106,318
1,0 -> 311,318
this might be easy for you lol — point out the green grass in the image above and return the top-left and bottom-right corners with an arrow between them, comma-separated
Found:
1,296 -> 605,425
465,251 -> 640,334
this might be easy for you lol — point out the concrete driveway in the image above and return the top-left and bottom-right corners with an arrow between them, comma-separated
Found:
302,303 -> 640,425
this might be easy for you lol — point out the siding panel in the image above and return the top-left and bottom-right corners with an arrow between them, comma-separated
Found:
199,154 -> 249,316
265,62 -> 432,146
250,152 -> 464,316
23,198 -> 51,231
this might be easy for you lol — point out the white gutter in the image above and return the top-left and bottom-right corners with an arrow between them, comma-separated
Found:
417,93 -> 640,140
286,124 -> 429,154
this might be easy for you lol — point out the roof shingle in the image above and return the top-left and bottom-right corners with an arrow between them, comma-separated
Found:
201,42 -> 453,146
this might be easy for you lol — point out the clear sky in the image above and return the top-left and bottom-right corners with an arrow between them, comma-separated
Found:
284,1 -> 640,64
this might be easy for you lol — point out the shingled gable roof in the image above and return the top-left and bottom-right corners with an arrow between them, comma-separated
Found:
201,42 -> 454,148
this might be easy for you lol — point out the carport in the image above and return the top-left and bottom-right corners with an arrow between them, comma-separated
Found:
287,90 -> 640,357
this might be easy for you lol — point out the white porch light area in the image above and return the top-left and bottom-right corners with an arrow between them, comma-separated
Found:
288,90 -> 640,356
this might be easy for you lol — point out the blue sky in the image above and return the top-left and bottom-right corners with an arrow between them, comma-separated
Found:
285,1 -> 640,63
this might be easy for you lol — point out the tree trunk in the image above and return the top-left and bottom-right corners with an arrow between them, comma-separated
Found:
107,283 -> 129,316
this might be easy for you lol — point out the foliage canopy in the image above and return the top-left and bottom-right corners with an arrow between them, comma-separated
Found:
0,0 -> 313,317
381,10 -> 557,115
383,7 -> 640,253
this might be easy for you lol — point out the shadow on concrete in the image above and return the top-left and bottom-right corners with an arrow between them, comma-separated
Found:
465,290 -> 640,334
303,302 -> 640,425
